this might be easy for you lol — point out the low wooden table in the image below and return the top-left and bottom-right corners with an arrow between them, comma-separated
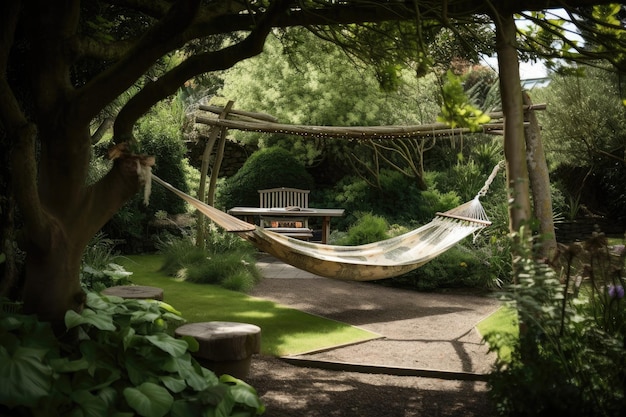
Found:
228,207 -> 344,244
101,285 -> 164,301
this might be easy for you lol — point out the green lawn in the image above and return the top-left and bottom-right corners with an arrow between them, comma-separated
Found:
476,305 -> 518,362
118,254 -> 379,356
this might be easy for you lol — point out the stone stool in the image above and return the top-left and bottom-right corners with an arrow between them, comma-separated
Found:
175,321 -> 261,379
101,285 -> 164,301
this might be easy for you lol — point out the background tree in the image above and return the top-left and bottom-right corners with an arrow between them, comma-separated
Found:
535,66 -> 626,225
219,28 -> 443,188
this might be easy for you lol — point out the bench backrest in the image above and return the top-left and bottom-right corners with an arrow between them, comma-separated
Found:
258,187 -> 310,209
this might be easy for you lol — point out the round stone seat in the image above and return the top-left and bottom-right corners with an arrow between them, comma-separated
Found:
101,285 -> 164,301
175,321 -> 261,379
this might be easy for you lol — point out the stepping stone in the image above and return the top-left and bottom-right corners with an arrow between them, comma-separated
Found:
175,321 -> 261,379
101,285 -> 164,301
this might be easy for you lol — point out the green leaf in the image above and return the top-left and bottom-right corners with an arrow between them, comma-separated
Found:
0,345 -> 53,407
220,375 -> 265,411
50,357 -> 90,373
180,335 -> 199,353
123,382 -> 173,417
130,310 -> 161,325
65,309 -> 116,331
157,301 -> 182,316
170,400 -> 205,417
159,375 -> 187,393
124,352 -> 155,386
70,390 -> 109,417
144,334 -> 189,357
86,292 -> 118,310
121,325 -> 137,350
163,355 -> 212,391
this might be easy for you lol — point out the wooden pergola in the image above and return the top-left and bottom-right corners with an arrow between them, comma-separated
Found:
190,101 -> 545,245
194,103 -> 546,140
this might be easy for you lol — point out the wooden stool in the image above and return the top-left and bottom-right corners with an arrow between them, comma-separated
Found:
101,285 -> 164,301
175,321 -> 261,379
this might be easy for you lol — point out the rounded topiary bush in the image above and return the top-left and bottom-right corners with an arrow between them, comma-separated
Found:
217,146 -> 314,209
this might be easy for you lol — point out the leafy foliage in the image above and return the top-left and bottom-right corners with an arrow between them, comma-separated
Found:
437,71 -> 491,131
217,147 -> 314,210
535,67 -> 626,224
99,99 -> 194,252
0,293 -> 264,416
80,232 -> 133,292
536,67 -> 626,170
219,28 -> 443,186
336,213 -> 390,246
485,232 -> 626,417
389,245 -> 497,291
157,227 -> 261,293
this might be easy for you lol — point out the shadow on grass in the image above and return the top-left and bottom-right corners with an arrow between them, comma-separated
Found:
117,254 -> 379,356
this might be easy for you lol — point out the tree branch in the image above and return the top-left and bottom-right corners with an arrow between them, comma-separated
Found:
74,0 -> 202,123
113,0 -> 293,139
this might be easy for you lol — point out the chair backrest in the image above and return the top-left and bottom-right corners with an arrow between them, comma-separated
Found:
258,187 -> 310,209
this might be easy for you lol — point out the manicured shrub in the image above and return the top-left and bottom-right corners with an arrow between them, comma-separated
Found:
336,212 -> 390,246
217,147 -> 314,210
388,245 -> 496,291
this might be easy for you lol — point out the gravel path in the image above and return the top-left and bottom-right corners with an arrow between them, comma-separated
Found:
244,255 -> 502,416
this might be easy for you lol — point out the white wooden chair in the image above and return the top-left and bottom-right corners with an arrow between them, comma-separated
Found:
258,187 -> 313,239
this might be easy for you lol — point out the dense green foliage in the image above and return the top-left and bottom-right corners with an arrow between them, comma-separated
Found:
219,29 -> 443,189
334,212 -> 390,246
99,100 -> 193,252
0,293 -> 264,417
535,67 -> 626,225
80,232 -> 133,292
390,245 -> 499,291
217,147 -> 314,210
157,227 -> 261,293
485,233 -> 626,417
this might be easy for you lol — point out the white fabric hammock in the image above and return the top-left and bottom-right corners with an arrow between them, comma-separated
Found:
151,164 -> 500,281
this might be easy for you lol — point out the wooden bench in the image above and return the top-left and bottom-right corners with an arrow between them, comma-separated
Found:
258,187 -> 313,239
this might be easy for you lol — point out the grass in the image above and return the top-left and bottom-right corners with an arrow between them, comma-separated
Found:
476,305 -> 518,362
118,254 -> 379,356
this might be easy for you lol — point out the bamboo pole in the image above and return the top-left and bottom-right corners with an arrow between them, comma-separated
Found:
196,101 -> 234,248
198,104 -> 279,123
195,104 -> 545,141
194,116 -> 532,140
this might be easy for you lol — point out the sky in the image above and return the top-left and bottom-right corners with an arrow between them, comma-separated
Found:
481,56 -> 548,80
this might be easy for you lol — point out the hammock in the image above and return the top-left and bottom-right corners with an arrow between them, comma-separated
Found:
151,164 -> 500,281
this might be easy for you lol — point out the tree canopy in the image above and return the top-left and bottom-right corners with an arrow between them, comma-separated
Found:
1,0 -> 625,328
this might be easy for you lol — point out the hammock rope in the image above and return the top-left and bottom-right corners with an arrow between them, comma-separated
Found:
150,162 -> 503,281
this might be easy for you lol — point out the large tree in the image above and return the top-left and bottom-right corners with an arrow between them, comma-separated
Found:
0,0 -> 623,330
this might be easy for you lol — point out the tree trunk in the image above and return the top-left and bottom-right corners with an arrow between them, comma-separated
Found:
523,92 -> 557,259
495,13 -> 532,236
12,123 -> 142,334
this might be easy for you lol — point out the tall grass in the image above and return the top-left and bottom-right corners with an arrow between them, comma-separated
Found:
157,227 -> 260,292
